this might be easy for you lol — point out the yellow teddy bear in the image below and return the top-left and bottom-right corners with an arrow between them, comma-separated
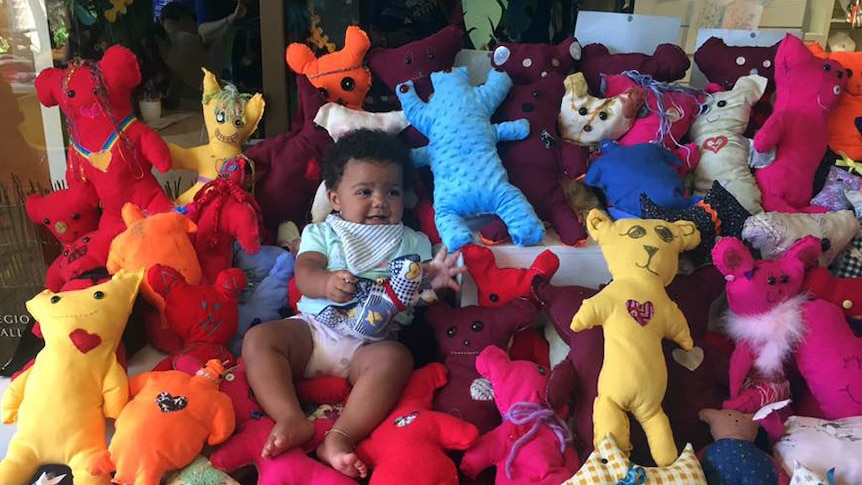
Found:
170,69 -> 265,205
0,270 -> 144,485
571,209 -> 700,466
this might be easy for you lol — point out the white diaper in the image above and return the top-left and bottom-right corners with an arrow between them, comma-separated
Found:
295,313 -> 364,379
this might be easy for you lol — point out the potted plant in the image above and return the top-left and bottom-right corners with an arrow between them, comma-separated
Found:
139,79 -> 163,123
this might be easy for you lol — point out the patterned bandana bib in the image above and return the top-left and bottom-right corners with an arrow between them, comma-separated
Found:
326,214 -> 403,275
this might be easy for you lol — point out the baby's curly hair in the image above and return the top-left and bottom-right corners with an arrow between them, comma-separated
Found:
322,129 -> 412,190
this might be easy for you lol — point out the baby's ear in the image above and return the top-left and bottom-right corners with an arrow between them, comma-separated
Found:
586,209 -> 612,243
712,237 -> 755,278
672,220 -> 701,252
782,235 -> 821,271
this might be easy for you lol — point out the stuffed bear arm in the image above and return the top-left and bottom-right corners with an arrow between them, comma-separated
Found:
727,340 -> 755,400
666,306 -> 694,351
127,373 -> 151,397
571,296 -> 605,332
1,366 -> 30,424
137,125 -> 173,173
44,257 -> 66,293
753,114 -> 784,154
475,69 -> 513,117
459,426 -> 509,478
494,120 -> 530,143
560,143 -> 590,179
102,360 -> 130,419
396,80 -> 432,135
167,143 -> 199,172
410,146 -> 432,168
433,412 -> 480,450
209,431 -> 253,472
207,396 -> 238,445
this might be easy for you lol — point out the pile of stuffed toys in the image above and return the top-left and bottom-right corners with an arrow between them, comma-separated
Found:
2,19 -> 862,485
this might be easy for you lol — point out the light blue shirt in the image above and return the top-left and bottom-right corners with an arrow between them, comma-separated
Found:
296,221 -> 432,316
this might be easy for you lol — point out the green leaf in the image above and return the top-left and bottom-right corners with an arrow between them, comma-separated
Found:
463,0 -> 506,50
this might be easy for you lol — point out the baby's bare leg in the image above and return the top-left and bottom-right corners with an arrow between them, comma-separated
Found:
243,317 -> 314,458
317,340 -> 413,478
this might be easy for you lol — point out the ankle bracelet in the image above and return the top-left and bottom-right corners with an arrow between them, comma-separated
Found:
325,427 -> 355,446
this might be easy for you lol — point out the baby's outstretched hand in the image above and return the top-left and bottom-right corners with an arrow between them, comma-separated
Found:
326,270 -> 357,303
424,246 -> 465,293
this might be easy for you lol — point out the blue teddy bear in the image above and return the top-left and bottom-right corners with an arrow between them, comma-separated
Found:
396,67 -> 545,250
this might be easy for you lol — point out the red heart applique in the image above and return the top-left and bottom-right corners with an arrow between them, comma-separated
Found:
69,328 -> 102,354
702,136 -> 728,154
626,300 -> 654,326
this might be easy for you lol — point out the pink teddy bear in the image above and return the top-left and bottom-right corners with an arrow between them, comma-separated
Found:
753,34 -> 847,213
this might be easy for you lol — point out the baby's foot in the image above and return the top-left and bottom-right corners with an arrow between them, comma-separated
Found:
316,428 -> 368,478
262,416 -> 315,459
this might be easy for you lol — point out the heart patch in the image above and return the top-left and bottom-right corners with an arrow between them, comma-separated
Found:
87,151 -> 113,172
156,391 -> 188,413
626,300 -> 654,326
702,136 -> 728,154
672,346 -> 704,371
69,329 -> 102,354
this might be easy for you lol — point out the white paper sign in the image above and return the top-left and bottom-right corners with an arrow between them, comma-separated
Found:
574,11 -> 682,54
688,28 -> 802,88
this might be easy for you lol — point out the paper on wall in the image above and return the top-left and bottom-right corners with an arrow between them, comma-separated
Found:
574,11 -> 681,54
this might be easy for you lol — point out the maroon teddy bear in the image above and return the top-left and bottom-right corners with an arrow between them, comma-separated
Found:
579,42 -> 691,96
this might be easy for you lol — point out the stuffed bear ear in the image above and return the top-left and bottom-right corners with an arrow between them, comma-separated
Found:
782,235 -> 821,271
99,45 -> 141,93
285,42 -> 316,75
564,72 -> 589,99
808,41 -> 828,58
146,264 -> 184,297
244,93 -> 266,134
672,220 -> 701,252
736,74 -> 768,105
585,209 -> 612,243
343,25 -> 371,57
202,68 -> 221,97
121,203 -> 146,227
34,68 -> 64,107
712,237 -> 755,278
216,268 -> 247,299
475,345 -> 509,380
24,193 -> 44,223
776,34 -> 808,70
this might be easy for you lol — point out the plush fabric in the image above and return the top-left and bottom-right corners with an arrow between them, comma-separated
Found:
741,210 -> 858,267
232,247 -> 294,355
169,69 -> 264,205
479,71 -> 588,245
584,141 -> 692,218
788,463 -> 834,485
641,180 -> 752,267
425,299 -> 539,435
109,359 -> 235,484
396,67 -> 543,250
753,34 -> 847,213
811,166 -> 862,211
712,237 -> 819,419
795,298 -> 862,419
698,408 -> 788,485
490,37 -> 580,84
355,363 -> 479,485
286,25 -> 371,111
603,73 -> 703,169
459,346 -> 579,485
366,25 -> 464,148
0,270 -> 143,485
774,415 -> 862,485
163,456 -> 239,485
106,203 -> 201,327
803,266 -> 862,319
693,37 -> 780,136
570,209 -> 700,466
563,434 -> 706,485
579,43 -> 690,96
206,360 -> 355,485
314,103 -> 409,142
809,43 -> 862,160
34,45 -> 173,237
558,72 -> 644,147
690,75 -> 767,214
534,265 -> 729,465
828,190 -> 862,277
460,244 -> 559,307
247,76 -> 332,232
147,264 -> 245,372
186,177 -> 262,285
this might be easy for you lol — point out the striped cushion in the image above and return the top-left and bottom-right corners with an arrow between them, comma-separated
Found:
564,434 -> 706,485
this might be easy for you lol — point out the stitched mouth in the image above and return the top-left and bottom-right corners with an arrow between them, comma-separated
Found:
635,252 -> 659,275
706,115 -> 720,123
841,384 -> 862,406
816,95 -> 829,111
215,129 -> 239,144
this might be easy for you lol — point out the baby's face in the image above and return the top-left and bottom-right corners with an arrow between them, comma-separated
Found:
328,158 -> 404,225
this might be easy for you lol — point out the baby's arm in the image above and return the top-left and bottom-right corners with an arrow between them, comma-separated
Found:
295,251 -> 356,303
421,245 -> 465,293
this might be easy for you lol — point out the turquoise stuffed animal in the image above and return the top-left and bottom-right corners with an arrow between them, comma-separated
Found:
396,67 -> 544,250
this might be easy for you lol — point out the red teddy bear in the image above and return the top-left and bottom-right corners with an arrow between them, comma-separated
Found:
34,45 -> 173,238
147,264 -> 245,371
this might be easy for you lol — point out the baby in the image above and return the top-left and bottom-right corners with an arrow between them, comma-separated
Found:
243,129 -> 463,478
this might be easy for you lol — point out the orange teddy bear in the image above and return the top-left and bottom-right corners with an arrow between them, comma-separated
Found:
286,25 -> 371,110
108,359 -> 235,485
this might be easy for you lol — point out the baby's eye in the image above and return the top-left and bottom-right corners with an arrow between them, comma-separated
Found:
356,189 -> 372,196
389,188 -> 402,197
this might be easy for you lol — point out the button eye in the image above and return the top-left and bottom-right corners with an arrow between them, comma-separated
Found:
71,213 -> 80,220
780,275 -> 789,284
216,111 -> 226,123
318,87 -> 329,99
531,90 -> 541,98
341,77 -> 356,91
234,119 -> 244,127
67,90 -> 76,98
717,100 -> 727,108
578,107 -> 588,116
51,295 -> 61,304
43,218 -> 50,225
446,326 -> 457,337
767,276 -> 776,285
824,63 -> 832,71
489,294 -> 499,302
93,291 -> 104,299
537,366 -> 546,375
598,111 -> 608,120
471,321 -> 483,332
83,236 -> 90,243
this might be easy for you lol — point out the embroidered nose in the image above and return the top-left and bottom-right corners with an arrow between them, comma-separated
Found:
463,339 -> 470,347
644,245 -> 658,257
583,124 -> 592,132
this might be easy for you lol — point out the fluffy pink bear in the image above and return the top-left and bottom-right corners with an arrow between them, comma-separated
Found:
753,34 -> 847,213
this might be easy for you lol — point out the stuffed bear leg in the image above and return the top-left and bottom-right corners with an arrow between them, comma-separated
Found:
0,439 -> 40,485
593,394 -> 631,456
634,405 -> 677,467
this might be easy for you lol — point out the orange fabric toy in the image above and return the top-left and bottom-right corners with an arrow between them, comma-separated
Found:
108,359 -> 235,485
809,43 -> 862,160
286,25 -> 372,110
